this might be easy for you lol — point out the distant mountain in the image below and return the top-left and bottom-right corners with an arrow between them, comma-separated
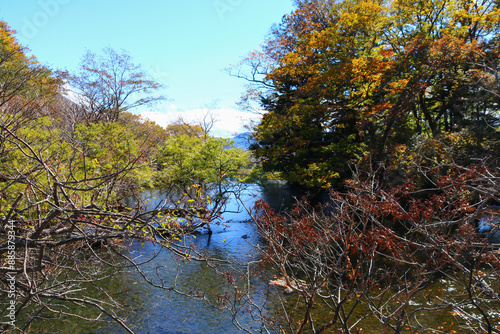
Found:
229,132 -> 253,150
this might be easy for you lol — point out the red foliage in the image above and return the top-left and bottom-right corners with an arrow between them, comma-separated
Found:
251,163 -> 499,333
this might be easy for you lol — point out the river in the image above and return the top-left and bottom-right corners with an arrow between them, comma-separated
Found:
25,181 -> 499,333
30,181 -> 299,333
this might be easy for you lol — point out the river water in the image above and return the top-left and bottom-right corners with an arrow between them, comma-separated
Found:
96,181 -> 304,333
30,181 -> 299,334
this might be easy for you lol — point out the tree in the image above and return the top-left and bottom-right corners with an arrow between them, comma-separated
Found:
0,115 -> 199,333
154,133 -> 253,232
66,47 -> 165,123
237,0 -> 500,189
243,161 -> 500,333
165,118 -> 206,138
0,25 -> 222,333
117,111 -> 170,158
0,22 -> 58,129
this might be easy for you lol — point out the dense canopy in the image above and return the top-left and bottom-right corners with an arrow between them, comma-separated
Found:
241,0 -> 500,188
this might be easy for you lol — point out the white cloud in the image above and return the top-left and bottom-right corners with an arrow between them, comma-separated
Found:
139,104 -> 263,137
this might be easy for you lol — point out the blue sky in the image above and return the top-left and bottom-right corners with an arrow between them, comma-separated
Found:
0,0 -> 295,136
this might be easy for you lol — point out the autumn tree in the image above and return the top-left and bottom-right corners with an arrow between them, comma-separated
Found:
239,162 -> 500,333
237,0 -> 500,189
66,47 -> 165,124
118,111 -> 170,158
165,118 -> 206,138
0,22 -> 58,127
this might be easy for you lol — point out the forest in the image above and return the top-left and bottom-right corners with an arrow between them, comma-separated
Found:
237,0 -> 500,190
1,0 -> 500,333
